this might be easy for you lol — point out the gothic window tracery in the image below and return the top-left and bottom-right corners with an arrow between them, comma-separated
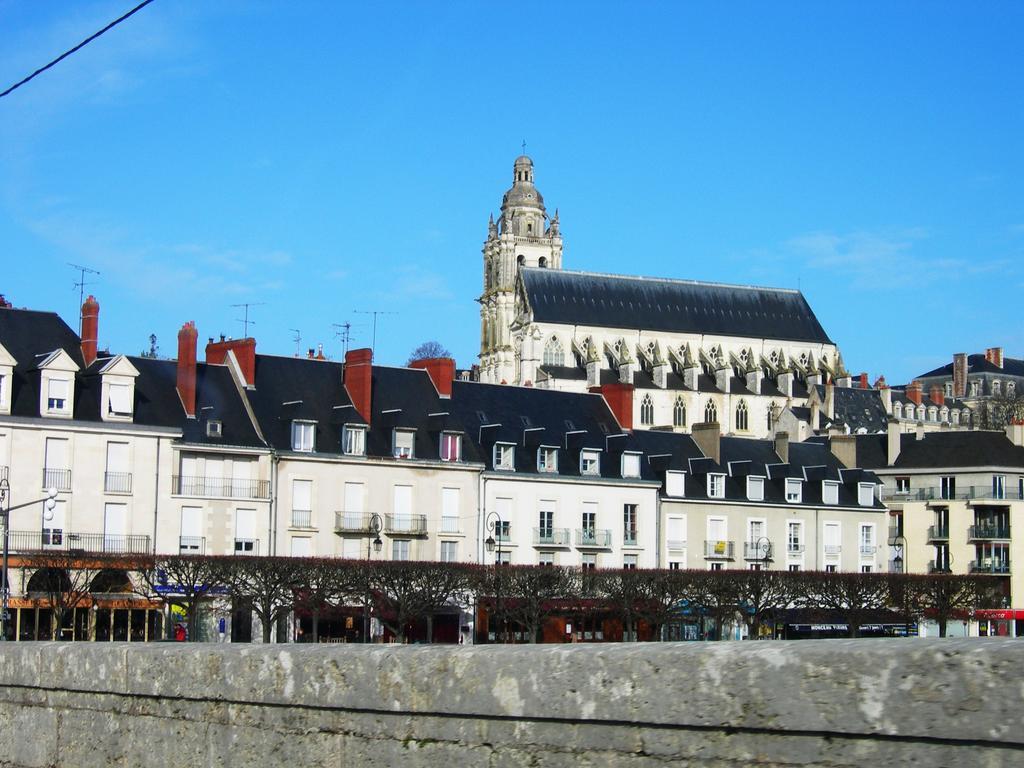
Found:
640,395 -> 654,426
673,397 -> 686,428
735,400 -> 749,431
704,399 -> 718,423
543,336 -> 564,367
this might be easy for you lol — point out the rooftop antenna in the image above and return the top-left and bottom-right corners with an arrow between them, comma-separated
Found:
68,262 -> 100,335
333,322 -> 354,356
231,302 -> 265,337
353,310 -> 397,356
290,329 -> 302,357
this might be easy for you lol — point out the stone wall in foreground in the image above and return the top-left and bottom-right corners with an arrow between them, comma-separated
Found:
0,639 -> 1022,767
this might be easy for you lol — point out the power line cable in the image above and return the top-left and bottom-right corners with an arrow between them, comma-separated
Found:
1,0 -> 157,100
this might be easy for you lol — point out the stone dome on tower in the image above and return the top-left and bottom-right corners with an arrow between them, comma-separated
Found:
500,154 -> 547,235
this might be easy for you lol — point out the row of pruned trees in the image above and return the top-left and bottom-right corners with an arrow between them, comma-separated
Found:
17,552 -> 1004,642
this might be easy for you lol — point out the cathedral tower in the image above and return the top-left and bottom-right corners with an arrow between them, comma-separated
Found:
479,155 -> 563,384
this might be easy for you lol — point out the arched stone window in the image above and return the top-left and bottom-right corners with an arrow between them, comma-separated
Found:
735,400 -> 749,431
704,399 -> 718,423
992,380 -> 1001,396
538,256 -> 548,268
542,336 -> 564,367
1008,382 -> 1017,396
640,394 -> 654,426
673,397 -> 686,428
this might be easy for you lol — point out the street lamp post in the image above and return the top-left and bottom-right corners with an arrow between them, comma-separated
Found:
0,480 -> 59,641
892,534 -> 909,636
363,512 -> 383,644
755,536 -> 772,571
484,509 -> 503,643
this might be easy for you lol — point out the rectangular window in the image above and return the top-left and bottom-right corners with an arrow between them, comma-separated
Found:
440,540 -> 458,563
623,554 -> 638,569
538,446 -> 558,473
105,441 -> 131,494
43,437 -> 70,491
669,561 -> 681,570
235,507 -> 257,553
895,476 -> 910,493
665,471 -> 685,498
291,421 -> 315,452
392,539 -> 410,561
823,522 -> 841,556
787,521 -> 803,553
708,474 -> 725,499
857,483 -> 875,507
538,502 -> 554,540
861,565 -> 872,573
825,564 -> 837,573
495,497 -> 512,541
393,430 -> 415,459
108,383 -> 132,416
788,564 -> 800,572
103,502 -> 127,552
441,487 -> 460,533
710,562 -> 724,571
495,550 -> 511,565
666,516 -> 685,550
538,552 -> 555,566
581,553 -> 596,570
822,481 -> 839,506
440,433 -> 462,462
621,453 -> 641,478
785,479 -> 802,503
179,505 -> 202,553
47,377 -> 69,412
940,476 -> 956,500
623,504 -> 638,545
291,537 -> 312,557
342,482 -> 365,530
580,449 -> 600,476
342,537 -> 361,559
342,426 -> 366,456
42,499 -> 66,547
746,476 -> 764,502
582,502 -> 597,537
392,485 -> 413,531
859,524 -> 875,557
494,443 -> 515,470
993,475 -> 1006,500
291,479 -> 312,528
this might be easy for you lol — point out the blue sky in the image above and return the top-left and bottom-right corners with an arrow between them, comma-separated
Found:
1,1 -> 1021,383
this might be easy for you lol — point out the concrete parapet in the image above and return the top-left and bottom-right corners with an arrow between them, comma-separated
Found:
1,639 -> 1022,766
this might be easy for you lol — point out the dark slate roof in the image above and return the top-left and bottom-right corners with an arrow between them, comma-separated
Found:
832,431 -> 1024,471
520,268 -> 832,344
183,363 -> 264,448
449,380 -> 636,478
816,385 -> 890,434
0,308 -> 84,418
76,356 -> 185,429
918,354 -> 1024,379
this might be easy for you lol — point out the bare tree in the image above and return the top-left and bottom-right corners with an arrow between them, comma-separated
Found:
911,574 -> 987,637
799,571 -> 891,638
215,556 -> 302,643
734,568 -> 796,640
292,557 -> 364,642
24,553 -> 108,640
481,565 -> 579,643
136,555 -> 228,642
407,340 -> 451,365
368,561 -> 473,643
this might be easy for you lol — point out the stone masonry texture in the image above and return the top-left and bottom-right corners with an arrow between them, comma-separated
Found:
0,639 -> 1022,766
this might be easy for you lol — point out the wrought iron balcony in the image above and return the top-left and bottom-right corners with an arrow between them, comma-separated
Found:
42,468 -> 72,492
104,471 -> 133,494
859,545 -> 877,557
824,544 -> 842,556
743,541 -> 773,561
172,475 -> 271,500
787,543 -> 806,554
291,509 -> 313,528
968,525 -> 1011,541
704,540 -> 735,559
334,511 -> 380,534
179,536 -> 205,554
7,530 -> 151,555
927,525 -> 949,542
533,527 -> 571,546
385,514 -> 428,536
969,559 -> 1010,575
576,529 -> 612,548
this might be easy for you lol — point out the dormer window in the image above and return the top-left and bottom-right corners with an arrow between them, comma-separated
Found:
291,421 -> 315,452
393,429 -> 415,459
857,482 -> 876,507
342,425 -> 366,456
47,378 -> 70,413
440,432 -> 462,462
108,383 -> 132,417
580,449 -> 601,476
537,446 -> 558,473
665,471 -> 685,497
494,443 -> 515,470
747,476 -> 764,502
206,420 -> 223,439
785,479 -> 802,503
822,480 -> 840,506
708,473 -> 726,499
621,452 -> 641,478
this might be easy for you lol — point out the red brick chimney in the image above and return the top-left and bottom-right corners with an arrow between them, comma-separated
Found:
0,294 -> 13,309
410,357 -> 456,397
205,337 -> 256,386
344,348 -> 373,423
906,380 -> 923,406
80,295 -> 99,367
177,321 -> 198,418
929,385 -> 944,406
873,375 -> 887,389
858,372 -> 868,390
590,382 -> 634,430
952,353 -> 968,398
985,347 -> 1004,368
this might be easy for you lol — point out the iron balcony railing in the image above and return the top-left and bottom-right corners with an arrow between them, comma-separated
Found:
704,540 -> 735,559
624,530 -> 638,547
787,543 -> 806,554
7,530 -> 151,554
179,536 -> 205,554
666,539 -> 687,551
104,471 -> 133,494
824,544 -> 842,556
859,545 -> 877,557
291,509 -> 313,528
881,486 -> 1024,502
233,538 -> 259,555
334,511 -> 379,534
440,517 -> 461,534
927,525 -> 949,542
533,527 -> 570,546
743,541 -> 773,561
968,525 -> 1011,541
172,475 -> 271,500
576,529 -> 612,548
385,514 -> 428,536
42,468 -> 72,492
969,559 -> 1010,575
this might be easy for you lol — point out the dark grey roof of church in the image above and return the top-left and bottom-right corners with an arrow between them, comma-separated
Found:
520,268 -> 832,344
815,385 -> 890,433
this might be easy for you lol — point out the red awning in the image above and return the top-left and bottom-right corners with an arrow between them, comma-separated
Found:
974,609 -> 1024,620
